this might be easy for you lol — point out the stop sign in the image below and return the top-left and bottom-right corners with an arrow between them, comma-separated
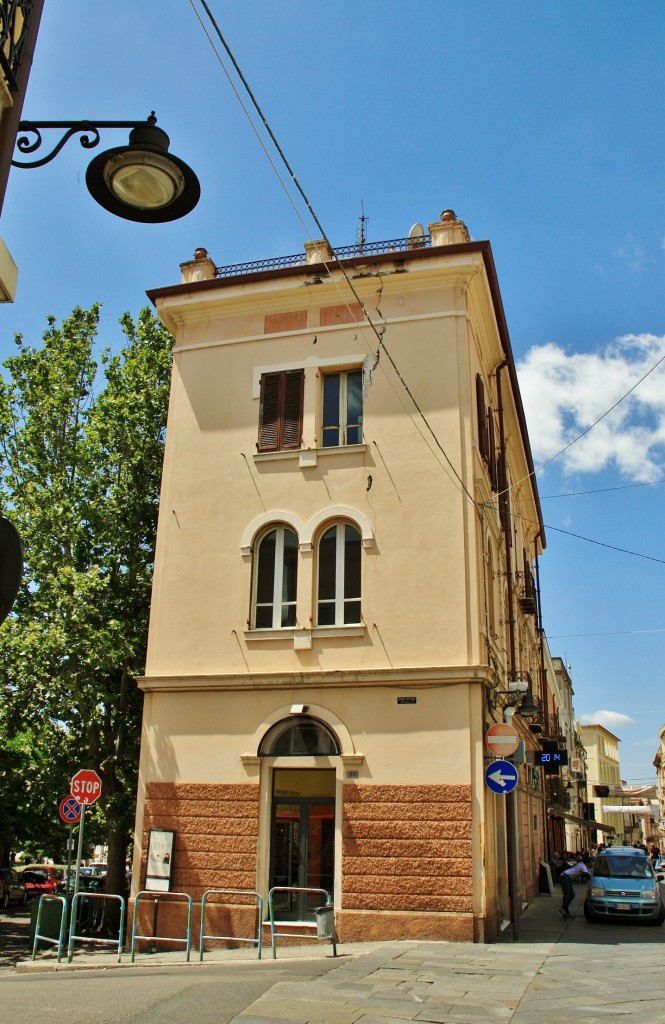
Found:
70,768 -> 102,805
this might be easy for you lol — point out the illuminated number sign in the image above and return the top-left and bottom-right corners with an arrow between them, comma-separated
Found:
537,743 -> 568,774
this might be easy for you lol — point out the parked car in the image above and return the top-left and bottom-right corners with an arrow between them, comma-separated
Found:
585,846 -> 665,925
81,863 -> 107,877
19,866 -> 63,899
0,867 -> 28,909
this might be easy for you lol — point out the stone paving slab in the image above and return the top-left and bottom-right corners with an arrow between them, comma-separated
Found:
11,895 -> 665,1023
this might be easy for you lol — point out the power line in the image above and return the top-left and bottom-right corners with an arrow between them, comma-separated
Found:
539,477 -> 665,500
526,346 -> 665,483
541,521 -> 665,565
545,627 -> 665,639
189,0 -> 480,514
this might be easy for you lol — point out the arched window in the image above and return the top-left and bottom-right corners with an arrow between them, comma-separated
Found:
259,716 -> 341,756
253,525 -> 298,628
316,522 -> 361,625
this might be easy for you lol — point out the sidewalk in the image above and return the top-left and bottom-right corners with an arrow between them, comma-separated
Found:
16,893 -> 665,1023
15,889 -> 566,974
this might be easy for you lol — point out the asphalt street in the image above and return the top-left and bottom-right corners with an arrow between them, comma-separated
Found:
2,894 -> 665,1023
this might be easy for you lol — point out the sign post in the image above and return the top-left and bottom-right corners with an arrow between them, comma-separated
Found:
69,769 -> 102,901
59,796 -> 82,902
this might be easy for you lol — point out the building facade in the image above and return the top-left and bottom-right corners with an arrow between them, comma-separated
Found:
133,211 -> 549,943
580,723 -> 622,842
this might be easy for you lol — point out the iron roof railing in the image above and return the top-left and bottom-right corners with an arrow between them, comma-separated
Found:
215,234 -> 431,278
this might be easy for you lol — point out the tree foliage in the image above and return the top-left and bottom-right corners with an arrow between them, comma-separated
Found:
0,305 -> 172,894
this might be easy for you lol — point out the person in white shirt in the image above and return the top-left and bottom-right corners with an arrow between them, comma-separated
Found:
559,855 -> 591,917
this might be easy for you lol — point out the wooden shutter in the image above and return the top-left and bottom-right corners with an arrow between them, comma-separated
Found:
498,450 -> 511,537
281,370 -> 304,449
487,410 -> 498,492
257,369 -> 304,452
476,375 -> 489,463
258,372 -> 281,451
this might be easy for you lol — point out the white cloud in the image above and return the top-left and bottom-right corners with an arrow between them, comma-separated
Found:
517,333 -> 665,482
580,710 -> 635,731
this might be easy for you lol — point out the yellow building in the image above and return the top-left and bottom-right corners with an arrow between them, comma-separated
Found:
133,210 -> 548,943
580,724 -> 622,841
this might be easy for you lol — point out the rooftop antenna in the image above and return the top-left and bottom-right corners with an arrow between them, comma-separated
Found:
357,200 -> 368,249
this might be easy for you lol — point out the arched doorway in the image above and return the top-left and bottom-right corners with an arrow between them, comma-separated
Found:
259,716 -> 340,920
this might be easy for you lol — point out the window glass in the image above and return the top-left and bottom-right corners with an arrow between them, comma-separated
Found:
260,719 -> 340,757
254,526 -> 298,628
317,522 -> 361,625
281,530 -> 298,626
322,369 -> 362,447
322,374 -> 340,447
345,370 -> 363,444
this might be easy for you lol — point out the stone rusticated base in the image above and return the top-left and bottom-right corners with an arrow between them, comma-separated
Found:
337,908 -> 476,943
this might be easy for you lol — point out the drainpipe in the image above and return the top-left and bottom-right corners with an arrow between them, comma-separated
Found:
495,362 -> 516,682
496,360 -> 520,941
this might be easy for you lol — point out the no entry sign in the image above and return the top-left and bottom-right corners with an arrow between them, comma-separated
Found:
485,723 -> 519,757
70,768 -> 102,805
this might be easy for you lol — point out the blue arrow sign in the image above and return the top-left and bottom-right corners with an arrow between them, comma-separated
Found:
485,759 -> 519,794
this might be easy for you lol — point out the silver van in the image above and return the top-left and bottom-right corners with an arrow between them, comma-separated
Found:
585,846 -> 664,925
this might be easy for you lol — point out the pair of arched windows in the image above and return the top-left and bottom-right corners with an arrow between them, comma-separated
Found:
252,522 -> 361,629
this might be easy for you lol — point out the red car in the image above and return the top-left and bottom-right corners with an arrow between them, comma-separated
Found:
20,866 -> 63,898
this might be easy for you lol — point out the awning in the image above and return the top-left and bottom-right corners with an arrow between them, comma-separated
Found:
602,805 -> 657,817
563,812 -> 587,825
584,819 -> 615,834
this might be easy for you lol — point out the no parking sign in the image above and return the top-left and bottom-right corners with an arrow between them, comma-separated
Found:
59,795 -> 82,824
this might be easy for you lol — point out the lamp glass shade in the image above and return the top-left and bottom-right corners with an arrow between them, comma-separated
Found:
104,151 -> 186,210
86,118 -> 200,224
518,693 -> 540,718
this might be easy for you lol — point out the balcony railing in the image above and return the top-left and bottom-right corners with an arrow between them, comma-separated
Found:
0,0 -> 34,93
215,234 -> 431,279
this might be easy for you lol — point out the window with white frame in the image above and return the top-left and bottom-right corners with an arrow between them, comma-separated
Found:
321,369 -> 363,447
253,525 -> 298,628
316,522 -> 361,625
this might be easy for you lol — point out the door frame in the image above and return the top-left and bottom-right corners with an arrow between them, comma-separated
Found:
257,755 -> 342,919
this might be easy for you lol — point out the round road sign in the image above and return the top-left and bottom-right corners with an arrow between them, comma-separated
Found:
485,723 -> 519,757
70,768 -> 102,805
485,759 -> 519,794
59,795 -> 82,824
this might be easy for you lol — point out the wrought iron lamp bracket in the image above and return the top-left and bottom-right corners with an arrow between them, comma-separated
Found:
12,116 -> 152,169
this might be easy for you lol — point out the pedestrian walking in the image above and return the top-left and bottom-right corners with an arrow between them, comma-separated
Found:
559,855 -> 591,917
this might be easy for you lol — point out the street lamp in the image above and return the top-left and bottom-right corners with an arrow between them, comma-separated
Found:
12,112 -> 200,223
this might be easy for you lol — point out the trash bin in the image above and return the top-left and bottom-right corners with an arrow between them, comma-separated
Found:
313,905 -> 335,940
29,897 -> 67,950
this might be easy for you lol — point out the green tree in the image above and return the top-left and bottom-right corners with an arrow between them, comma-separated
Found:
0,305 -> 173,897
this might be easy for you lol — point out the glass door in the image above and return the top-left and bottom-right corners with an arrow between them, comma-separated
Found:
269,769 -> 335,920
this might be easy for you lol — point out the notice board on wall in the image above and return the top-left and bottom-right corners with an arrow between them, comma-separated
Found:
145,829 -> 176,892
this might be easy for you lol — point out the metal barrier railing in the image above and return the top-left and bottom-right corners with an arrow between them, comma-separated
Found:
267,886 -> 337,958
199,888 -> 263,961
31,894 -> 68,962
67,892 -> 126,963
130,890 -> 193,962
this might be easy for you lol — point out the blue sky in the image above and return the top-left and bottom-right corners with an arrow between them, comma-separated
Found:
2,1 -> 665,785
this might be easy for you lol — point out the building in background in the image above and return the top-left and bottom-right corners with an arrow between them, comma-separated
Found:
580,723 -> 622,842
133,210 -> 556,943
542,657 -> 592,853
654,728 -> 665,849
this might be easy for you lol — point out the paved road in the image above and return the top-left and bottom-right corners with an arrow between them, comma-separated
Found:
2,896 -> 665,1023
